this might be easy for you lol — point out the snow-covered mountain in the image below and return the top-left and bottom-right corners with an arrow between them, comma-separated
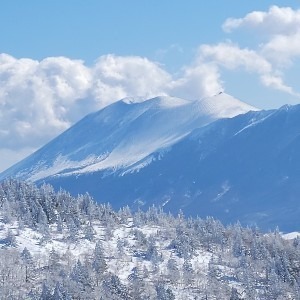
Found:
18,102 -> 300,231
9,93 -> 300,230
0,93 -> 255,182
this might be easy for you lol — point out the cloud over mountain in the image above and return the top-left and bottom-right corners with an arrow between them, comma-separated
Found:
201,6 -> 300,97
0,53 -> 223,157
1,5 -> 300,172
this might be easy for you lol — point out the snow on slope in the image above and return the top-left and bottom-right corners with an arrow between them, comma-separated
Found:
0,93 -> 257,182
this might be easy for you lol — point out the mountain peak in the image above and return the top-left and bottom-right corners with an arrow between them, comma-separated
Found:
120,95 -> 191,108
0,93 -> 256,182
196,92 -> 258,118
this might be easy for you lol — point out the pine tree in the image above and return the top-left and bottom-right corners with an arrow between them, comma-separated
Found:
166,257 -> 180,283
40,282 -> 52,300
182,257 -> 194,285
230,287 -> 241,300
21,247 -> 35,283
102,273 -> 132,300
92,241 -> 107,286
71,259 -> 91,287
155,283 -> 175,300
52,282 -> 68,300
56,214 -> 63,233
117,238 -> 125,257
52,286 -> 63,300
128,265 -> 148,300
84,223 -> 95,241
70,259 -> 93,298
49,248 -> 61,271
5,229 -> 17,247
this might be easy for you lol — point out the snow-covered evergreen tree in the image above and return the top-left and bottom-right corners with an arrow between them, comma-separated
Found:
155,283 -> 175,300
0,179 -> 300,299
102,273 -> 132,300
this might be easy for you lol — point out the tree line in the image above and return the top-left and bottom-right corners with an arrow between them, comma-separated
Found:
0,179 -> 299,299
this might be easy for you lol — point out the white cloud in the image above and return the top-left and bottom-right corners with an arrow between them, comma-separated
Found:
223,5 -> 300,35
261,74 -> 296,94
169,63 -> 222,100
0,52 -> 223,168
91,55 -> 171,106
197,42 -> 298,96
0,54 -> 92,150
2,6 -> 300,172
223,6 -> 300,66
262,32 -> 300,65
220,6 -> 300,96
199,43 -> 272,74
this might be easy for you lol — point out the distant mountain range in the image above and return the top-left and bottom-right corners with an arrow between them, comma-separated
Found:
2,93 -> 300,231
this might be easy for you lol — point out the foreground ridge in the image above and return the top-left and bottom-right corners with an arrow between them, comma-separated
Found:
0,179 -> 299,299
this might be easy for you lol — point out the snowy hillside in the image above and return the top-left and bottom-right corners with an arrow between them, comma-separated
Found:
4,94 -> 300,231
0,93 -> 256,182
6,101 -> 300,231
1,180 -> 299,299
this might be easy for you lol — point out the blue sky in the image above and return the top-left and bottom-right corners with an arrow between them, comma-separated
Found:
0,1 -> 300,171
1,1 -> 298,67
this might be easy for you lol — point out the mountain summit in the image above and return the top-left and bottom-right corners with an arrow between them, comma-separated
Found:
0,93 -> 256,181
11,93 -> 300,230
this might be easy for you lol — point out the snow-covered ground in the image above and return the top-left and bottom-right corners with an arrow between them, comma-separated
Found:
0,216 -> 216,299
1,180 -> 299,299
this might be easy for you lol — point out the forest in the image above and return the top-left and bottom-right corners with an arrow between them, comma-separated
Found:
0,179 -> 299,299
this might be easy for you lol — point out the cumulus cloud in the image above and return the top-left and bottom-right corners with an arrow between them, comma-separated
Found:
261,74 -> 295,94
222,5 -> 300,35
0,54 -> 92,150
1,5 -> 300,172
262,32 -> 300,65
91,55 -> 171,106
197,42 -> 298,96
199,43 -> 272,74
219,6 -> 300,96
169,63 -> 223,100
0,53 -> 222,162
223,6 -> 300,66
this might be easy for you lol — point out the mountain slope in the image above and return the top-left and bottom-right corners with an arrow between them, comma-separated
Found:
13,93 -> 300,230
0,93 -> 255,181
5,94 -> 300,230
12,103 -> 300,231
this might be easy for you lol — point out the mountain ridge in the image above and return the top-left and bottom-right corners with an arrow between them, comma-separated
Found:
0,93 -> 256,181
5,94 -> 300,230
5,102 -> 300,231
